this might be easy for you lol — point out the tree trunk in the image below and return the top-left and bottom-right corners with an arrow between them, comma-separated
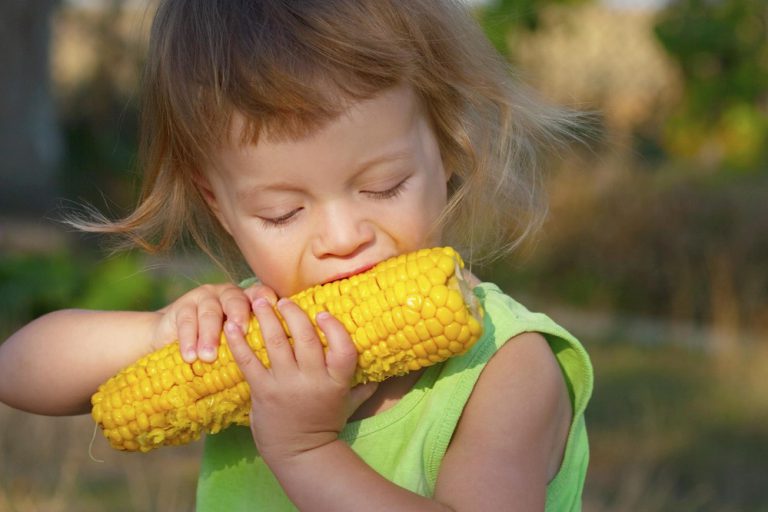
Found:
0,0 -> 62,216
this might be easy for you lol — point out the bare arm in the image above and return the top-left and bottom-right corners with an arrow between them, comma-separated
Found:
0,309 -> 160,415
434,332 -> 572,510
0,282 -> 275,416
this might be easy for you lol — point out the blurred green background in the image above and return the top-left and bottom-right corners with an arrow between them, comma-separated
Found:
0,0 -> 766,510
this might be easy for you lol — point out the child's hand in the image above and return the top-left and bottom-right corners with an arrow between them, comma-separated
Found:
156,282 -> 277,363
225,297 -> 378,464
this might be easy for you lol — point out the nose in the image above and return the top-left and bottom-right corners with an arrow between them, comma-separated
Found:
312,200 -> 375,258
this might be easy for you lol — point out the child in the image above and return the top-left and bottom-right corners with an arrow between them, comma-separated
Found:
0,0 -> 593,510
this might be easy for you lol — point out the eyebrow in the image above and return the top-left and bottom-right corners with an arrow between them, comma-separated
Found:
353,149 -> 413,177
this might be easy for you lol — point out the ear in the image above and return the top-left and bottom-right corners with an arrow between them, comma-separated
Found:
193,171 -> 233,235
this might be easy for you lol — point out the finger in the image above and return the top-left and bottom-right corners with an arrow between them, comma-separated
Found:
224,320 -> 268,383
219,285 -> 253,333
276,299 -> 326,375
316,311 -> 359,385
196,296 -> 224,362
348,382 -> 379,416
176,306 -> 199,363
252,297 -> 296,376
243,284 -> 278,307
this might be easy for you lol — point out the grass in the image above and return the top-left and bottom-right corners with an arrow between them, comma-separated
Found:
582,340 -> 768,512
0,405 -> 201,511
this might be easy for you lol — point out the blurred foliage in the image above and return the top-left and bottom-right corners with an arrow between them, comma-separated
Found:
654,0 -> 768,171
55,1 -> 145,213
489,170 -> 768,334
0,250 -> 225,340
61,95 -> 140,210
476,0 -> 592,57
469,0 -> 768,337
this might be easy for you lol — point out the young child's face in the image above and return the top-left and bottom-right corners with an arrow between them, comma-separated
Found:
200,85 -> 451,296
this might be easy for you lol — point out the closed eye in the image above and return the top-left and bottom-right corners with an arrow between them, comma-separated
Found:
364,178 -> 409,200
259,208 -> 302,228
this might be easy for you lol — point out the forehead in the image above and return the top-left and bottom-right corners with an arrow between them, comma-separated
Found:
227,85 -> 422,148
207,86 -> 432,185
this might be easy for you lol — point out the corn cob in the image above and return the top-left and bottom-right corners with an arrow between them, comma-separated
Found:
91,247 -> 483,452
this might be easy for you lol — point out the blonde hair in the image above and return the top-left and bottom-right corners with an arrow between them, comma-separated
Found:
76,0 -> 580,277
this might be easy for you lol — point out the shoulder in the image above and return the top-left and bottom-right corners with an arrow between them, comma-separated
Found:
460,331 -> 571,478
434,330 -> 572,509
470,282 -> 592,413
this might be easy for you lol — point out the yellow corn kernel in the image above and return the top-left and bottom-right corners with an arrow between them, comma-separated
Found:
91,247 -> 483,452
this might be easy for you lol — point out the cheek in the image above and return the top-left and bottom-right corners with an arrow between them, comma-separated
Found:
244,257 -> 289,294
240,242 -> 304,296
422,169 -> 449,216
394,180 -> 448,244
424,177 -> 450,243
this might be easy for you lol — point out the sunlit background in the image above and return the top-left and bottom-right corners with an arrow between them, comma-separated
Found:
1,0 -> 766,510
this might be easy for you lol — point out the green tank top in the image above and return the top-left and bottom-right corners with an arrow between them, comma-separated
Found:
196,282 -> 593,511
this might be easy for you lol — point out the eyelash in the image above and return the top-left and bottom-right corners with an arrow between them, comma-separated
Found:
259,208 -> 302,228
258,179 -> 408,228
366,179 -> 408,200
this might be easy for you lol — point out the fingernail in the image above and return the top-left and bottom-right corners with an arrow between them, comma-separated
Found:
253,297 -> 270,309
276,298 -> 291,309
224,321 -> 240,335
199,346 -> 217,361
182,349 -> 197,363
316,311 -> 331,321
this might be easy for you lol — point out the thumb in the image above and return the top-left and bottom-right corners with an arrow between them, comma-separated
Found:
347,381 -> 379,415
